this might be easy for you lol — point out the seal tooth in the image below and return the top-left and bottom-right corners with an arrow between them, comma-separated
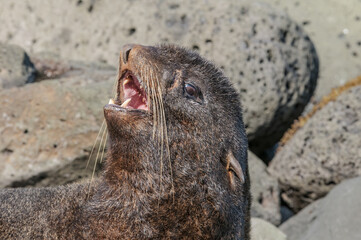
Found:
109,98 -> 115,104
121,98 -> 131,107
123,79 -> 130,85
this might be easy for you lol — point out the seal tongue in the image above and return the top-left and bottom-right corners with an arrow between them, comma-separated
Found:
122,74 -> 148,110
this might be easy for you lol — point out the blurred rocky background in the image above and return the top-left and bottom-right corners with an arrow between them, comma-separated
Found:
0,0 -> 360,239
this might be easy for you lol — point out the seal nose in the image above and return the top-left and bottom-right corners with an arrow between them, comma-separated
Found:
122,44 -> 135,64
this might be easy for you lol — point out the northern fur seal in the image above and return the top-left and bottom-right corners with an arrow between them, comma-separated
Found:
0,44 -> 250,239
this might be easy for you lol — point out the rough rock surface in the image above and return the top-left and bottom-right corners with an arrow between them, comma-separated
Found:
249,151 -> 281,225
280,177 -> 361,240
0,0 -> 318,152
269,84 -> 361,211
0,60 -> 116,188
251,218 -> 287,240
262,0 -> 361,101
0,42 -> 36,89
228,3 -> 318,152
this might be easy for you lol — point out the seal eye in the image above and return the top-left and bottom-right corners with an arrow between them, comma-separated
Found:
185,83 -> 198,98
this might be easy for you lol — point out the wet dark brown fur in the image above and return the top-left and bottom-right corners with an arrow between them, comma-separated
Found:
0,44 -> 250,239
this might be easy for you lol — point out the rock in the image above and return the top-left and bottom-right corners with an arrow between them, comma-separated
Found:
0,42 -> 36,89
280,200 -> 321,240
261,0 -> 361,101
0,58 -> 116,188
280,205 -> 294,223
251,218 -> 287,240
280,177 -> 361,240
269,79 -> 361,211
228,3 -> 318,153
249,151 -> 281,225
0,0 -> 318,152
29,51 -> 116,82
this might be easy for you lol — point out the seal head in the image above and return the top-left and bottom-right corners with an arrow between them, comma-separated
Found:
103,44 -> 250,239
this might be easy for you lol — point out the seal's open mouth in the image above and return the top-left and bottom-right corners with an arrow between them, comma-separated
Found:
119,71 -> 148,111
108,70 -> 149,112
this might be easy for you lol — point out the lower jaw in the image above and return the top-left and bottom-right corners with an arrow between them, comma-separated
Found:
104,104 -> 148,115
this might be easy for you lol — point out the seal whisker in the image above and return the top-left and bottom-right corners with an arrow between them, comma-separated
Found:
158,93 -> 164,193
86,119 -> 106,169
157,74 -> 175,200
146,64 -> 164,196
143,65 -> 155,139
150,67 -> 163,191
87,122 -> 107,197
112,75 -> 118,99
150,68 -> 166,203
150,69 -> 159,140
100,132 -> 108,163
145,66 -> 151,112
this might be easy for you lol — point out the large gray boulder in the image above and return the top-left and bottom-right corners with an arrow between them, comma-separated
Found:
251,218 -> 287,240
269,80 -> 361,211
0,42 -> 36,89
262,0 -> 361,101
280,177 -> 361,240
0,0 -> 318,152
0,59 -> 115,188
249,151 -> 281,225
227,2 -> 318,152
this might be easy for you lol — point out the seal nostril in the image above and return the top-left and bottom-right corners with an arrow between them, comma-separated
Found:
122,44 -> 135,64
124,49 -> 131,64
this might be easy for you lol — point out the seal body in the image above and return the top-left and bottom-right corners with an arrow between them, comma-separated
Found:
0,44 -> 250,239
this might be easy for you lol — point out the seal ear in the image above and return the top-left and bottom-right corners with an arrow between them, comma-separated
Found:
225,151 -> 245,190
